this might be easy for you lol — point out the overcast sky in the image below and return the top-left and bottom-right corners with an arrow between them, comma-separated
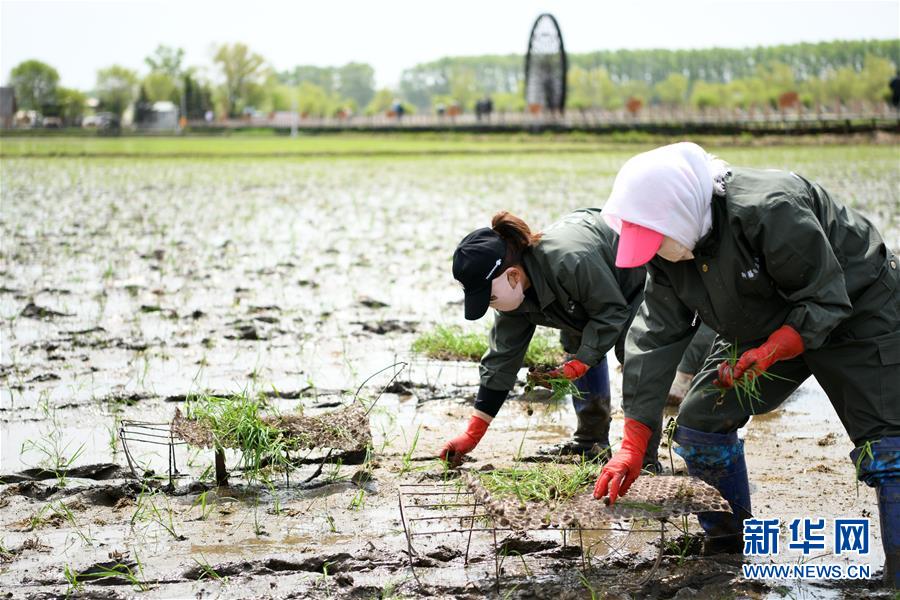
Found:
2,0 -> 898,91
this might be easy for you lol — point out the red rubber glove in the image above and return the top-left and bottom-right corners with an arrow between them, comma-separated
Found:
438,414 -> 490,461
549,358 -> 590,380
593,418 -> 652,505
716,325 -> 805,388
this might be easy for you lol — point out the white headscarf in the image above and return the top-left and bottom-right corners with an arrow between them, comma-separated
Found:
602,142 -> 730,250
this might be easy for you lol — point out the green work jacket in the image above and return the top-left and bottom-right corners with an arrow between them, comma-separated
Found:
624,166 -> 899,432
480,209 -> 647,392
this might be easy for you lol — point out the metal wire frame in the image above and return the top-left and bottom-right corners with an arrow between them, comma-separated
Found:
118,362 -> 408,490
118,420 -> 188,489
397,482 -> 667,592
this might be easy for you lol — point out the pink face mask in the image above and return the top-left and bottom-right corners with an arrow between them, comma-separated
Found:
489,268 -> 525,312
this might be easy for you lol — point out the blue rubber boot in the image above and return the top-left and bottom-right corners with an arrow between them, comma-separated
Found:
850,437 -> 900,588
539,357 -> 611,461
673,425 -> 752,554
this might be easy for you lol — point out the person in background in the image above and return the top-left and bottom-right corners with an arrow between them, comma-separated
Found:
591,142 -> 899,587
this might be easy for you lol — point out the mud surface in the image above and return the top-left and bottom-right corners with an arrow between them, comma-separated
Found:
1,147 -> 898,598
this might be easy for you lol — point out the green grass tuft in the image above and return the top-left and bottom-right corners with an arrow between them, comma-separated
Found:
185,393 -> 294,480
412,325 -> 565,366
476,459 -> 601,504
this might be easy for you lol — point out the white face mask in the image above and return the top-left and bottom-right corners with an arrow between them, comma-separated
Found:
657,236 -> 695,262
489,268 -> 525,311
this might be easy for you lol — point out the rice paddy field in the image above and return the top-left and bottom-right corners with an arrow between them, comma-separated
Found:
0,134 -> 898,599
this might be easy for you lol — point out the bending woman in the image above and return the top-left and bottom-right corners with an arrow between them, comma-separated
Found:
592,142 -> 899,585
439,209 -> 649,464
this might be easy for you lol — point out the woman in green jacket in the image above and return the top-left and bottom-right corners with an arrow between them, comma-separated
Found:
439,209 -> 647,463
439,210 -> 715,466
592,142 -> 900,586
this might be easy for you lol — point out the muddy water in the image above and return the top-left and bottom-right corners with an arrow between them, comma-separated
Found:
1,147 -> 898,598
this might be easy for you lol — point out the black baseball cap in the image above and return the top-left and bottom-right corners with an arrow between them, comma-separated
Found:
452,228 -> 507,320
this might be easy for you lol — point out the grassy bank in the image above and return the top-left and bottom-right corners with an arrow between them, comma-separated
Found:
1,130 -> 896,158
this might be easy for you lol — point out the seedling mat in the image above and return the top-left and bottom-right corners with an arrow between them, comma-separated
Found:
398,473 -> 731,590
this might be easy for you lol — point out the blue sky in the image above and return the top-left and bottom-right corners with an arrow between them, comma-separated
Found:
2,0 -> 898,90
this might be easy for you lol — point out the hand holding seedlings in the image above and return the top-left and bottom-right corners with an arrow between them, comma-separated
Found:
714,325 -> 804,388
526,360 -> 588,402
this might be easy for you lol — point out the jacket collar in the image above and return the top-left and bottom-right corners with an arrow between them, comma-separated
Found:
693,194 -> 726,258
521,251 -> 556,310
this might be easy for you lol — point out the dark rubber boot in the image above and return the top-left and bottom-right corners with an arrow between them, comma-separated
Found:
851,437 -> 900,588
571,357 -> 612,449
877,481 -> 900,588
673,425 -> 752,555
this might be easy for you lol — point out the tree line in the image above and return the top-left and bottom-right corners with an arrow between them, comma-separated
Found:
6,38 -> 899,125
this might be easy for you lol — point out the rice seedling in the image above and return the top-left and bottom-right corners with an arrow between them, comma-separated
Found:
853,439 -> 875,497
348,489 -> 366,510
192,553 -> 225,582
544,376 -> 583,402
399,426 -> 421,475
23,503 -> 53,531
184,392 -> 294,482
524,370 -> 583,403
513,418 -> 531,462
64,561 -> 147,595
190,491 -> 214,520
477,458 -> 601,505
20,400 -> 85,489
130,486 -> 183,540
412,325 -> 564,366
411,325 -> 487,362
522,333 -> 567,369
712,342 -> 793,414
51,501 -> 93,545
324,458 -> 346,484
324,513 -> 337,533
252,496 -> 267,536
63,564 -> 83,597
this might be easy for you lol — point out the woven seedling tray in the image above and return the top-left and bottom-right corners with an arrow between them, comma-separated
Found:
465,473 -> 731,531
172,403 -> 371,453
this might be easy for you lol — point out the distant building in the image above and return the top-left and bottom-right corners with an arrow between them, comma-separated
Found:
138,101 -> 179,130
0,87 -> 16,129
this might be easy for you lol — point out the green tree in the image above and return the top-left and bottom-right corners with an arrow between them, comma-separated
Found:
449,66 -> 478,111
824,66 -> 860,105
56,87 -> 87,124
142,71 -> 179,103
263,82 -> 295,112
183,74 -> 214,119
296,81 -> 334,116
654,73 -> 688,107
857,54 -> 895,103
9,59 -> 60,111
365,88 -> 395,115
689,80 -> 727,110
213,42 -> 267,117
280,65 -> 335,91
755,61 -> 797,107
96,65 -> 138,117
567,66 -> 597,111
144,45 -> 185,79
492,82 -> 525,112
337,62 -> 375,109
566,66 -> 619,110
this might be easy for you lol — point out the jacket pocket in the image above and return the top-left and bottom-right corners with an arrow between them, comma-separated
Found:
877,333 -> 900,420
